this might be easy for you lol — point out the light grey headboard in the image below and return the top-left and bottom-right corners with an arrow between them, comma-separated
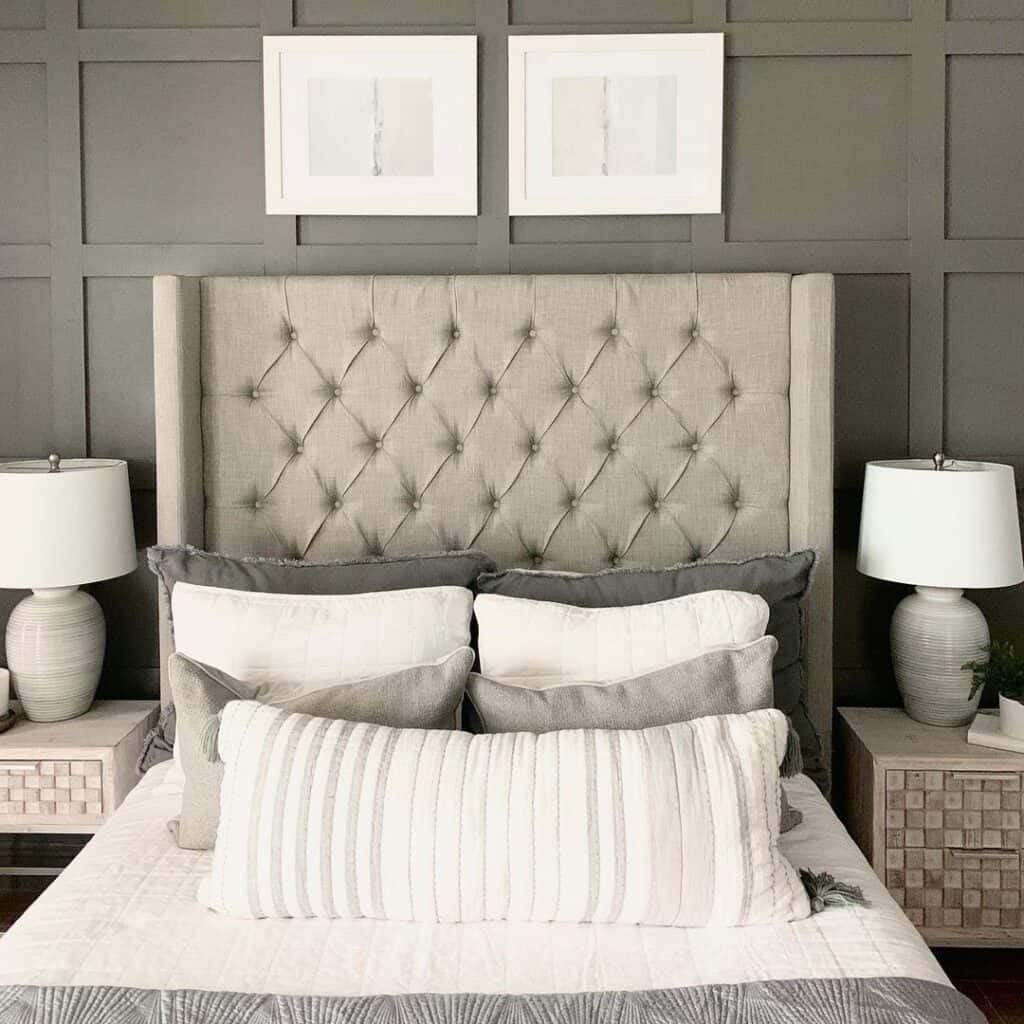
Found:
153,273 -> 834,776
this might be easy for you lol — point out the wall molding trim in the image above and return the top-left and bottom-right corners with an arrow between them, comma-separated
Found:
1,0 -> 1022,703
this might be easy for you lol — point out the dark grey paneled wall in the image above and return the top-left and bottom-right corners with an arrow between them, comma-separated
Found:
1,0 -> 1022,706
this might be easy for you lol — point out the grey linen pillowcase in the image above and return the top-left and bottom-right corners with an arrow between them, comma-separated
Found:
475,550 -> 822,787
464,637 -> 803,833
170,646 -> 474,850
149,545 -> 496,618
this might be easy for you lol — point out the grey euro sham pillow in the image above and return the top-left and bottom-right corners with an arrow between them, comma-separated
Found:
170,646 -> 474,851
149,545 -> 496,624
475,550 -> 822,786
137,702 -> 176,774
464,636 -> 803,833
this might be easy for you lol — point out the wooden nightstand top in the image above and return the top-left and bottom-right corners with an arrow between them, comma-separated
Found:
839,707 -> 1024,771
0,701 -> 158,757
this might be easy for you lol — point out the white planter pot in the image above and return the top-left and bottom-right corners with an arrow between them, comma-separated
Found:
999,694 -> 1024,741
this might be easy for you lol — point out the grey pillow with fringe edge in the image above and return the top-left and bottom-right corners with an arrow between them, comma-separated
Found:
137,703 -> 176,774
148,545 -> 496,639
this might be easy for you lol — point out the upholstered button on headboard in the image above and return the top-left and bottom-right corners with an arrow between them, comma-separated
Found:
154,273 -> 834,774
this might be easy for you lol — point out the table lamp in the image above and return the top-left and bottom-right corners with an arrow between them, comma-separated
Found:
0,455 -> 136,722
857,454 -> 1024,726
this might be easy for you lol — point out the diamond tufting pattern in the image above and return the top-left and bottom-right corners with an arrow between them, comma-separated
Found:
199,274 -> 793,569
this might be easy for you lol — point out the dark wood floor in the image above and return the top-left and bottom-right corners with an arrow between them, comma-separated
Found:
0,833 -> 87,933
933,948 -> 1024,1024
0,891 -> 41,932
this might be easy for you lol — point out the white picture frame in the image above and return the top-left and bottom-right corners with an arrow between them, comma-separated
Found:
508,34 -> 723,216
263,35 -> 477,216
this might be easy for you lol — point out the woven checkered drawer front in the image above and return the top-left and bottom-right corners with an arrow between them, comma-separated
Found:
0,760 -> 104,817
885,769 -> 1022,931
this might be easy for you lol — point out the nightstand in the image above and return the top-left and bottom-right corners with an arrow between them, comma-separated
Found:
0,700 -> 158,834
839,707 -> 1024,948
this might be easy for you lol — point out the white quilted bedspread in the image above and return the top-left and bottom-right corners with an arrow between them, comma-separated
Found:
0,763 -> 948,996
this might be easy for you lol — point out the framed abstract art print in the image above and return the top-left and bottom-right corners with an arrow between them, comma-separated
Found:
508,34 -> 723,216
264,35 -> 477,215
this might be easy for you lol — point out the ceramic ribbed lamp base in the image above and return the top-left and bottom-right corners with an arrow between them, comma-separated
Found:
5,587 -> 105,723
891,587 -> 988,727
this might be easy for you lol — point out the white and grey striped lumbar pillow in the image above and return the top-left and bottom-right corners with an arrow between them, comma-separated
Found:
200,703 -> 810,927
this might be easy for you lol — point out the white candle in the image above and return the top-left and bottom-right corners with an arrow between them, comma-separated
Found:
0,668 -> 8,716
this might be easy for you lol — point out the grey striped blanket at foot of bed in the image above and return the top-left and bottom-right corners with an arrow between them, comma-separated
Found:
0,977 -> 984,1023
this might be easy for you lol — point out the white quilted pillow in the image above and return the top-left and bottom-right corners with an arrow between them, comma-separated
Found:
474,590 -> 770,687
171,582 -> 473,696
200,702 -> 809,927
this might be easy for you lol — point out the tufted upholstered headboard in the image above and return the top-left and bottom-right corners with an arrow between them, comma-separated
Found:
153,272 -> 834,774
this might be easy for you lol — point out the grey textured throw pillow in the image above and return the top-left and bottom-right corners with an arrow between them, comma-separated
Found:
170,647 -> 475,850
464,637 -> 803,833
475,550 -> 821,785
465,638 -> 776,733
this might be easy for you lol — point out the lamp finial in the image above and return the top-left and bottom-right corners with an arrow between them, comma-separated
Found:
47,453 -> 61,473
932,452 -> 946,471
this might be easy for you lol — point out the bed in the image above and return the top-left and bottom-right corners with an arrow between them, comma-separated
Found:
0,273 -> 984,1022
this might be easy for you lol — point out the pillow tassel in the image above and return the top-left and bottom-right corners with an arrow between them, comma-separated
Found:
780,720 -> 804,778
199,711 -> 224,764
799,868 -> 868,914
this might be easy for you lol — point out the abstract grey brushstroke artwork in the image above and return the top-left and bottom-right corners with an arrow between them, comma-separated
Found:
551,75 -> 677,177
307,77 -> 434,177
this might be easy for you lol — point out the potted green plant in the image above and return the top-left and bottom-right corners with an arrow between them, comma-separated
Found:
965,640 -> 1024,741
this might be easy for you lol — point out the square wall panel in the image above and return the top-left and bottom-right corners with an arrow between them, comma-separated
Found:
945,274 -> 1024,458
0,589 -> 30,668
729,0 -> 908,20
973,573 -> 1024,674
0,1 -> 44,28
94,554 -> 161,698
86,279 -> 155,489
727,57 -> 909,242
511,216 -> 691,245
93,490 -> 159,697
82,62 -> 263,244
948,57 -> 1024,240
299,217 -> 478,246
833,488 -> 905,706
948,0 -> 1024,17
835,274 -> 909,488
79,0 -> 259,27
511,0 -> 692,23
296,0 -> 475,26
0,65 -> 48,245
0,279 -> 51,458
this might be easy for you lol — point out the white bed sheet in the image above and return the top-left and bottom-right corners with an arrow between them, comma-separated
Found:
0,762 -> 948,996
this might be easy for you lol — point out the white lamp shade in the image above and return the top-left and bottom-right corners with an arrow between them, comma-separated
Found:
0,458 -> 137,589
857,459 -> 1024,589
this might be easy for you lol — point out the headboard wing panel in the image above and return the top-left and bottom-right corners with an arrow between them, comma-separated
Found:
154,272 -> 834,777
